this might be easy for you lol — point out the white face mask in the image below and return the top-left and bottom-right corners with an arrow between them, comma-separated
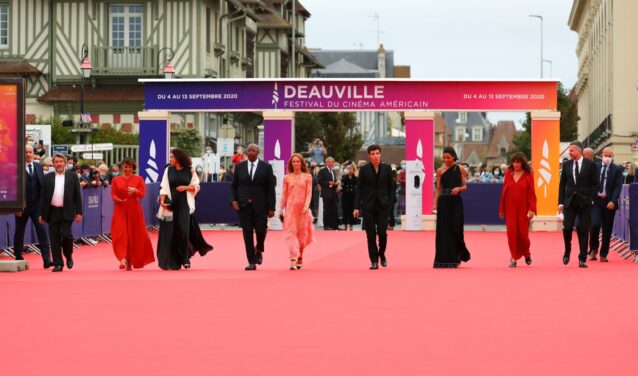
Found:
602,157 -> 612,165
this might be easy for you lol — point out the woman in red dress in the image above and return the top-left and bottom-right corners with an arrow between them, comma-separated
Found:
111,158 -> 155,270
499,152 -> 537,267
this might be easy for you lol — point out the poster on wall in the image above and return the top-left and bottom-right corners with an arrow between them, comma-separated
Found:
0,79 -> 25,212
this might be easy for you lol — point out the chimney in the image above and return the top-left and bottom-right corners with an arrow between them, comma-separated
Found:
377,44 -> 386,78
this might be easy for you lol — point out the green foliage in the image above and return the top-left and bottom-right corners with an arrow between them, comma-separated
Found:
92,124 -> 139,145
49,117 -> 75,145
172,128 -> 202,156
510,113 -> 532,159
295,112 -> 363,163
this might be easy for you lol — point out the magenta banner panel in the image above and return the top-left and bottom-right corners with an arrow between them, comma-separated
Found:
406,119 -> 434,215
143,79 -> 558,112
264,119 -> 293,163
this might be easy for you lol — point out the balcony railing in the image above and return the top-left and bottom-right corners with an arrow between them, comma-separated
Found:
583,114 -> 612,150
91,46 -> 158,76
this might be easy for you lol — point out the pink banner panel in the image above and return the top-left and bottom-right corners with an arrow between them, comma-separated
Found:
406,118 -> 434,215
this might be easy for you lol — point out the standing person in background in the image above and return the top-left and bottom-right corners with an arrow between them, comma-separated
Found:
202,145 -> 220,182
34,141 -> 46,159
230,144 -> 276,271
353,145 -> 394,269
223,164 -> 235,182
388,169 -> 398,230
280,154 -> 315,270
41,157 -> 53,174
433,147 -> 471,268
398,160 -> 407,217
583,147 -> 595,161
156,148 -> 213,270
558,141 -> 599,268
39,153 -> 83,272
341,163 -> 358,231
589,147 -> 623,262
499,153 -> 536,267
110,158 -> 155,270
14,145 -> 52,268
107,164 -> 120,183
232,145 -> 245,165
308,138 -> 327,164
318,157 -> 341,230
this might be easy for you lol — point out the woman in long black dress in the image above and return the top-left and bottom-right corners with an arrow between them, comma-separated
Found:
157,148 -> 212,270
433,146 -> 471,268
340,163 -> 358,230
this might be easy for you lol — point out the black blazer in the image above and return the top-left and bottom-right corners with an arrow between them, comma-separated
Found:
354,163 -> 394,211
25,162 -> 46,208
40,170 -> 83,222
317,167 -> 338,199
230,159 -> 276,214
558,158 -> 599,208
596,162 -> 623,209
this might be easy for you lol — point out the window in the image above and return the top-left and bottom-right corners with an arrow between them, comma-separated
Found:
0,4 -> 8,48
457,112 -> 468,124
500,148 -> 507,158
472,127 -> 482,142
206,8 -> 211,53
455,127 -> 466,142
109,5 -> 143,67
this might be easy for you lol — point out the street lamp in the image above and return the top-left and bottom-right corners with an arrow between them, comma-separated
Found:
79,43 -> 93,158
157,47 -> 175,79
529,15 -> 543,78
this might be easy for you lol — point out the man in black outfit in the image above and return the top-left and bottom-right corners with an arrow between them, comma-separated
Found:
558,141 -> 599,268
354,144 -> 395,269
13,145 -> 52,268
588,147 -> 623,262
39,153 -> 83,272
317,157 -> 341,230
230,144 -> 276,270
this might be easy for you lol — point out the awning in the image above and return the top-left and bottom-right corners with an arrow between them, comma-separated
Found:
0,61 -> 42,76
38,85 -> 144,103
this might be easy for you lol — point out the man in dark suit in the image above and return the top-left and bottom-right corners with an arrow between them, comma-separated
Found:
39,153 -> 83,272
317,157 -> 341,230
230,144 -> 276,270
13,145 -> 52,268
588,147 -> 623,262
353,144 -> 395,269
558,141 -> 599,268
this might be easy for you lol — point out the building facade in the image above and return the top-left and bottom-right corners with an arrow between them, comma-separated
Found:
568,0 -> 638,162
442,111 -> 491,167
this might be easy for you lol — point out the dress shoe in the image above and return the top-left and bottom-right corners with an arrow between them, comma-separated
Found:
52,265 -> 63,272
245,264 -> 257,271
524,256 -> 532,266
600,256 -> 608,263
43,261 -> 54,269
380,256 -> 387,268
562,255 -> 570,265
255,251 -> 263,265
15,255 -> 24,261
369,263 -> 379,270
579,261 -> 588,268
66,257 -> 74,269
588,251 -> 598,261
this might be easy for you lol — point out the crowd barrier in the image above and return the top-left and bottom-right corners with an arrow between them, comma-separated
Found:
1,183 -> 636,251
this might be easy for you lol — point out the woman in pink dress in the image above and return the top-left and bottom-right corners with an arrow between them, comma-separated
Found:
280,153 -> 315,270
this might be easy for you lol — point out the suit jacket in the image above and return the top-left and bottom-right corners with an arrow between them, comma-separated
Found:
558,158 -> 599,209
230,159 -> 276,214
25,162 -> 46,209
354,163 -> 394,211
317,167 -> 338,199
596,162 -> 623,209
40,170 -> 83,222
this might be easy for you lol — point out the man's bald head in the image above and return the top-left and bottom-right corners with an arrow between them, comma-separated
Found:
583,147 -> 595,161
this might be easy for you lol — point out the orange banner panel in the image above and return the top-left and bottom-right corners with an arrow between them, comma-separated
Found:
531,118 -> 560,217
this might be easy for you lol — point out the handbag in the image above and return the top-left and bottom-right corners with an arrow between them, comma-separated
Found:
164,196 -> 173,211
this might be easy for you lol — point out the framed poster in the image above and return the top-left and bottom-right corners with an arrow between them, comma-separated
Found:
0,79 -> 25,212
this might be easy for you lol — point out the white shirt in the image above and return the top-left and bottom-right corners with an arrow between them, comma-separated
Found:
599,162 -> 609,197
248,159 -> 259,180
203,152 -> 220,175
26,163 -> 34,174
573,156 -> 584,183
51,171 -> 65,207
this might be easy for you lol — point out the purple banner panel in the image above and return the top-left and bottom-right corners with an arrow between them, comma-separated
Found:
193,183 -> 240,225
139,120 -> 168,184
141,183 -> 158,227
463,183 -> 506,225
263,119 -> 293,163
143,79 -> 558,112
0,215 -> 9,248
629,184 -> 638,250
101,187 -> 114,234
82,188 -> 102,237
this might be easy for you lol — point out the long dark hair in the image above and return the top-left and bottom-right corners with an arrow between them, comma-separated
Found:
509,152 -> 531,173
171,148 -> 192,169
442,146 -> 458,161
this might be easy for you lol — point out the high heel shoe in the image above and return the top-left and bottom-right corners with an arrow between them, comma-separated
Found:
509,260 -> 517,268
525,256 -> 532,265
119,259 -> 127,270
183,263 -> 191,270
290,259 -> 297,270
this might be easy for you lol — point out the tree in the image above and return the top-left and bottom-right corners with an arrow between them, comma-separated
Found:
295,112 -> 363,162
49,117 -> 75,145
172,128 -> 202,156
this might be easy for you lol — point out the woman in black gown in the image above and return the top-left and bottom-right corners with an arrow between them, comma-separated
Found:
433,146 -> 471,268
157,148 -> 212,270
340,163 -> 358,230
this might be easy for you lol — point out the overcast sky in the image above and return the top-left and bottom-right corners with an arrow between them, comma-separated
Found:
302,0 -> 578,125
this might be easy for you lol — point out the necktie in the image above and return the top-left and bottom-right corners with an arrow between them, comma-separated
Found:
575,161 -> 579,184
249,162 -> 254,180
28,164 -> 33,176
599,164 -> 607,194
330,169 -> 334,181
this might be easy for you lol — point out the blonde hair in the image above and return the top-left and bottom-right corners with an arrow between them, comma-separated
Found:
287,153 -> 309,173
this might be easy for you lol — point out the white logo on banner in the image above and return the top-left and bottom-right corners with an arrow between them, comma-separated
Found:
537,139 -> 552,198
274,140 -> 281,160
272,82 -> 279,108
145,140 -> 159,183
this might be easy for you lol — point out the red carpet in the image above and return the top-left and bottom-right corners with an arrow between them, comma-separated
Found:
2,230 -> 637,375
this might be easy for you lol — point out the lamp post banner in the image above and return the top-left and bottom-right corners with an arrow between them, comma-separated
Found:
143,80 -> 558,112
